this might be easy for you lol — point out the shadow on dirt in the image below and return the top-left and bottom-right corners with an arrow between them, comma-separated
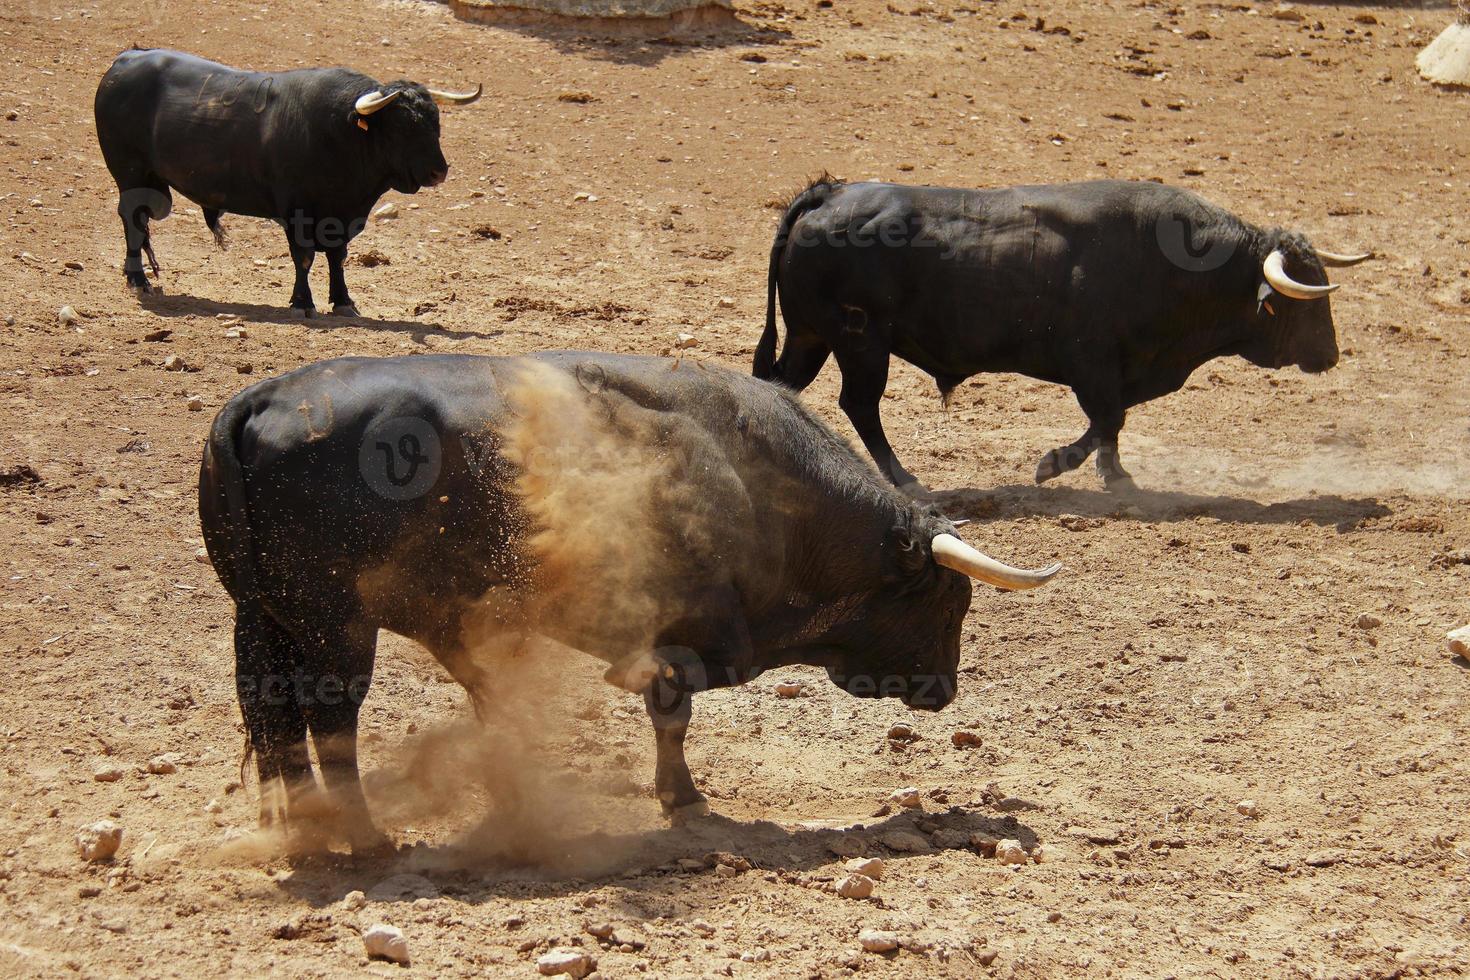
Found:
269,805 -> 1035,909
936,483 -> 1391,532
138,293 -> 505,343
484,24 -> 789,67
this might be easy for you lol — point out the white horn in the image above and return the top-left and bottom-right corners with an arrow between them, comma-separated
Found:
354,89 -> 401,116
930,533 -> 1062,591
1263,250 -> 1339,301
1314,248 -> 1373,268
428,83 -> 482,106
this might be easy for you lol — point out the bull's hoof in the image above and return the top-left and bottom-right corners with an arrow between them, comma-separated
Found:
290,306 -> 316,319
127,278 -> 157,295
331,303 -> 361,318
1102,474 -> 1138,494
662,796 -> 711,825
1034,452 -> 1064,484
346,825 -> 394,857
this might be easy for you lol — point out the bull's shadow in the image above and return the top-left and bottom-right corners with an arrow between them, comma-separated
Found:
936,482 -> 1390,532
267,805 -> 1036,910
138,292 -> 506,343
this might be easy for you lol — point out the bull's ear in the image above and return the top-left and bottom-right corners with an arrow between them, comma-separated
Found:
890,524 -> 928,576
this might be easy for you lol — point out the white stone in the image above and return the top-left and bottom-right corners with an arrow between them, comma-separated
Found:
146,753 -> 180,775
836,873 -> 875,899
994,839 -> 1028,865
717,296 -> 736,308
845,857 -> 885,879
340,890 -> 367,911
1237,799 -> 1260,818
859,929 -> 900,953
774,680 -> 803,698
537,948 -> 595,978
1447,625 -> 1470,658
77,820 -> 122,862
186,396 -> 204,412
888,786 -> 922,809
362,923 -> 409,964
57,306 -> 78,326
674,332 -> 698,349
93,763 -> 124,782
373,202 -> 399,221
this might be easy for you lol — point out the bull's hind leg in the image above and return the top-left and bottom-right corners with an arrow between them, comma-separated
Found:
772,334 -> 831,392
833,343 -> 924,494
234,607 -> 315,828
297,622 -> 389,854
114,179 -> 172,292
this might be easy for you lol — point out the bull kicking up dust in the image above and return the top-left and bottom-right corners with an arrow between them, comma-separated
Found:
198,352 -> 1061,852
94,48 -> 480,317
755,177 -> 1372,492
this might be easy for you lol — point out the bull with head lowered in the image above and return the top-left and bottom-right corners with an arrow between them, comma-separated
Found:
199,352 -> 1061,850
94,48 -> 480,316
754,178 -> 1371,492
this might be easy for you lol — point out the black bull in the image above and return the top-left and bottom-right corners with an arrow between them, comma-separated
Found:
94,48 -> 478,316
198,353 -> 1059,849
754,178 -> 1368,491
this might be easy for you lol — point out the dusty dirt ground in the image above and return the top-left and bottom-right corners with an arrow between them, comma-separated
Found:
2,0 -> 1469,975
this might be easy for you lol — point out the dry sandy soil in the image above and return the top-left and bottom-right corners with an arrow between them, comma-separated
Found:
2,0 -> 1469,976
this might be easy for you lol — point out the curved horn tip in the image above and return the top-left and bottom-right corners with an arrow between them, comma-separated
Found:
930,533 -> 1063,591
1263,249 -> 1340,301
429,83 -> 483,106
1315,248 -> 1374,267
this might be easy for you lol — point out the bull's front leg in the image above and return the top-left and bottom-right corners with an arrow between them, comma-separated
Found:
325,245 -> 359,318
287,242 -> 317,317
642,676 -> 708,823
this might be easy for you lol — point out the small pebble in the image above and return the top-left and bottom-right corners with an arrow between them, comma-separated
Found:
373,202 -> 399,220
58,306 -> 78,326
717,296 -> 736,308
195,547 -> 210,563
845,857 -> 885,879
886,723 -> 919,742
858,929 -> 899,953
951,730 -> 982,748
186,396 -> 204,412
94,763 -> 124,782
1446,625 -> 1470,658
674,332 -> 698,349
773,681 -> 803,698
585,922 -> 614,939
836,873 -> 875,899
162,354 -> 186,371
340,890 -> 367,911
1237,799 -> 1260,817
145,754 -> 180,775
537,948 -> 596,978
76,820 -> 122,862
1354,613 -> 1382,630
362,923 -> 409,964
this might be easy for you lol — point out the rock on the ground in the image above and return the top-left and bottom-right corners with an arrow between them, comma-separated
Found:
995,839 -> 1028,865
94,763 -> 125,782
373,202 -> 399,220
878,829 -> 931,853
185,395 -> 204,412
774,680 -> 803,698
362,923 -> 409,964
146,753 -> 180,774
858,929 -> 900,953
1236,799 -> 1260,817
889,786 -> 921,809
340,890 -> 367,911
845,856 -> 885,879
1447,625 -> 1470,658
58,305 -> 78,326
76,820 -> 123,862
1354,613 -> 1382,630
951,730 -> 982,747
537,947 -> 596,978
836,873 -> 875,899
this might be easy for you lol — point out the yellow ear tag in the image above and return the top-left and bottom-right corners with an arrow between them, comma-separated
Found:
356,118 -> 369,131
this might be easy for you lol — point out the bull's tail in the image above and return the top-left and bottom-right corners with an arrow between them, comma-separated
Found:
198,401 -> 262,787
753,174 -> 839,380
